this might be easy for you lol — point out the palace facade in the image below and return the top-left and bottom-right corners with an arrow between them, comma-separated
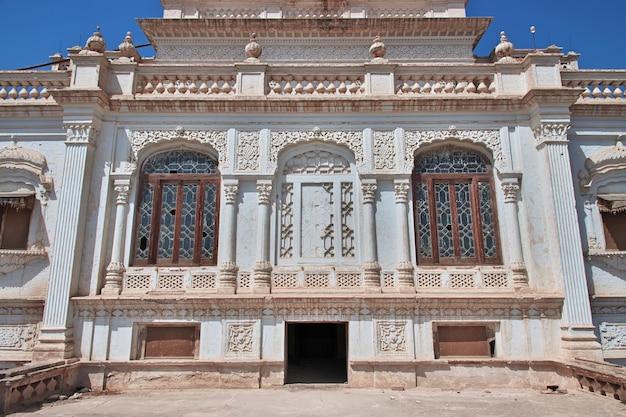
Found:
1,0 -> 625,392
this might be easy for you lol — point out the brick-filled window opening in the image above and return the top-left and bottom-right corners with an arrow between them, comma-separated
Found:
598,196 -> 626,250
133,150 -> 220,266
413,147 -> 501,265
0,196 -> 34,250
137,325 -> 199,359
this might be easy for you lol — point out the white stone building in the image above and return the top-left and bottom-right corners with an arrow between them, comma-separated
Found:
0,0 -> 625,391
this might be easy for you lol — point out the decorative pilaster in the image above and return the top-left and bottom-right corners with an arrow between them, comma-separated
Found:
534,122 -> 602,359
34,124 -> 97,360
499,173 -> 528,287
361,180 -> 380,292
394,180 -> 414,292
253,181 -> 272,293
102,174 -> 133,296
219,182 -> 239,294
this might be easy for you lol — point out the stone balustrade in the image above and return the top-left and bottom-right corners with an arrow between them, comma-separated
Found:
121,266 -> 510,293
199,8 -> 430,19
268,74 -> 364,96
396,71 -> 495,96
0,71 -> 69,102
136,73 -> 237,96
561,70 -> 626,100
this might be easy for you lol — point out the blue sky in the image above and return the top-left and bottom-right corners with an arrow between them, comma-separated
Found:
0,0 -> 624,70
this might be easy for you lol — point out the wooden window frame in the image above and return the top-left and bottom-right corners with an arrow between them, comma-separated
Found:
412,151 -> 502,266
132,168 -> 220,267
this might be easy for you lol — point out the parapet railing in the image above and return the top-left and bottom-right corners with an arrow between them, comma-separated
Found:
135,67 -> 238,97
0,71 -> 70,103
561,70 -> 626,100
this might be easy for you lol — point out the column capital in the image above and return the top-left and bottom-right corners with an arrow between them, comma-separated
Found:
533,122 -> 570,145
64,123 -> 99,145
257,181 -> 273,205
394,181 -> 410,204
114,184 -> 131,205
361,180 -> 378,204
502,183 -> 520,203
223,183 -> 239,205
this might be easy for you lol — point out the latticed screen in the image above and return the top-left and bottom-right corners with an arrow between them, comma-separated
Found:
134,150 -> 220,266
413,148 -> 500,265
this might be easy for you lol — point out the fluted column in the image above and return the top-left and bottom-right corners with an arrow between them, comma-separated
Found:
361,180 -> 380,292
535,123 -> 601,359
34,124 -> 97,360
394,180 -> 414,291
253,181 -> 272,293
102,177 -> 131,295
218,182 -> 239,294
500,173 -> 528,287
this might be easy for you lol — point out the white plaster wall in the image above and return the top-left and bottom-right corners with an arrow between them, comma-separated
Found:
374,180 -> 397,270
235,180 -> 258,272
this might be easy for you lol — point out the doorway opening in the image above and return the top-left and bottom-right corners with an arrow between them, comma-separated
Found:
285,322 -> 348,384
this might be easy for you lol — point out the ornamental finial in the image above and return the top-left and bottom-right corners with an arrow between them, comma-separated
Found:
84,26 -> 106,53
369,35 -> 387,60
245,32 -> 262,61
118,31 -> 141,62
495,31 -> 515,63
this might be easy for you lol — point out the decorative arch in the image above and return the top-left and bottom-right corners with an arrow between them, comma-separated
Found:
133,149 -> 221,266
270,129 -> 363,174
131,127 -> 228,168
404,127 -> 504,173
276,144 -> 358,263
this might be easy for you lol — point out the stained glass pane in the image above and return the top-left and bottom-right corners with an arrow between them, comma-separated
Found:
158,183 -> 178,260
455,182 -> 476,259
415,182 -> 432,258
479,182 -> 498,259
135,183 -> 154,260
143,150 -> 218,174
178,183 -> 198,260
435,183 -> 454,258
202,183 -> 217,261
416,149 -> 489,174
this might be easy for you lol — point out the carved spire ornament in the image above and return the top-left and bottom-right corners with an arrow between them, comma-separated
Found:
83,27 -> 106,53
495,31 -> 515,63
118,32 -> 141,62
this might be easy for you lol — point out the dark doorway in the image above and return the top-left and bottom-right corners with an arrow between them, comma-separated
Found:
285,323 -> 347,384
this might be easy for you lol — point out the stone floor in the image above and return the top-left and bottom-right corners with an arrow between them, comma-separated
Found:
9,387 -> 626,417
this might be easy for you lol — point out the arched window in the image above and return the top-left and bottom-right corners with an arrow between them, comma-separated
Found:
412,147 -> 501,265
133,150 -> 220,266
277,148 -> 356,264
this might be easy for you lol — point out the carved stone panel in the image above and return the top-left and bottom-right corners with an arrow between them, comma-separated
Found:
0,324 -> 38,351
373,131 -> 396,170
225,321 -> 255,357
377,321 -> 407,355
236,131 -> 260,171
599,323 -> 626,351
